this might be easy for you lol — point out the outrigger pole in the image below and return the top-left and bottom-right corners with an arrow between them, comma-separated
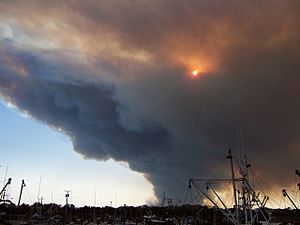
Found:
0,178 -> 11,198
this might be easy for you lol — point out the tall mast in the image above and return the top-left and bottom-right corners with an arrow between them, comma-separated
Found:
17,179 -> 26,206
241,155 -> 252,224
226,149 -> 239,222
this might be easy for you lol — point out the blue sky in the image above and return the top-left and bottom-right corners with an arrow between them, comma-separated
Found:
0,101 -> 155,207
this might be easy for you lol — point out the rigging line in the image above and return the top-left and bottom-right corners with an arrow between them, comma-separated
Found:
212,157 -> 226,179
237,124 -> 240,162
250,168 -> 281,198
220,184 -> 233,207
239,126 -> 243,164
2,166 -> 8,188
281,195 -> 291,208
248,169 -> 270,206
183,186 -> 189,204
189,188 -> 196,203
241,126 -> 246,159
279,195 -> 283,208
254,172 -> 264,192
295,188 -> 299,204
285,189 -> 297,193
267,199 -> 276,209
25,187 -> 32,205
192,182 -> 211,206
267,194 -> 281,208
190,185 -> 200,204
189,186 -> 199,203
37,173 -> 42,203
197,156 -> 227,199
233,158 -> 242,175
264,189 -> 281,208
188,186 -> 196,203
1,166 -> 9,200
293,173 -> 297,200
251,170 -> 268,198
250,169 -> 282,206
195,190 -> 203,204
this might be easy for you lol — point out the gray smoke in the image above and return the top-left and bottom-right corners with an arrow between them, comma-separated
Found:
0,0 -> 299,202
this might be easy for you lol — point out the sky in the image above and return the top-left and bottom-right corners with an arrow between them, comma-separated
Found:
0,101 -> 155,206
0,0 -> 299,208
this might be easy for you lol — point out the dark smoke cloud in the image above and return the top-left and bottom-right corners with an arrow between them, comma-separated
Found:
0,0 -> 299,203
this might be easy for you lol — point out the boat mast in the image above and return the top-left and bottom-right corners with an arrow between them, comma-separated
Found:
17,179 -> 26,206
188,179 -> 238,225
241,155 -> 252,225
226,149 -> 239,222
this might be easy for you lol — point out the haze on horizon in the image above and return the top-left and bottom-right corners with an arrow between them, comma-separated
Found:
0,0 -> 299,208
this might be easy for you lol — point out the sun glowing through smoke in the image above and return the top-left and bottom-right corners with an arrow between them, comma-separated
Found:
192,69 -> 199,77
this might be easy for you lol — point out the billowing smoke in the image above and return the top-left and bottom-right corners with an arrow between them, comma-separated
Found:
0,0 -> 299,203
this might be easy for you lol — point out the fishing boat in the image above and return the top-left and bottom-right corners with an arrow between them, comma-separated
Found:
188,149 -> 281,225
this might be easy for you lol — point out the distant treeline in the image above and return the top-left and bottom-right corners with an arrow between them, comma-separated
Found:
0,203 -> 300,225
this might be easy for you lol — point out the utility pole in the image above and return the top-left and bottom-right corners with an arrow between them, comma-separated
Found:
65,190 -> 71,206
17,179 -> 26,206
65,190 -> 71,219
40,196 -> 44,204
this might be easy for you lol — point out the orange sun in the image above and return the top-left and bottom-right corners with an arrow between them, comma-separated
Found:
192,69 -> 199,77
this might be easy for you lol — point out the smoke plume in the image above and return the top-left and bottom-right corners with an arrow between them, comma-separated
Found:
0,0 -> 299,203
